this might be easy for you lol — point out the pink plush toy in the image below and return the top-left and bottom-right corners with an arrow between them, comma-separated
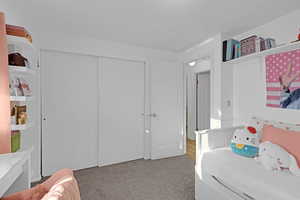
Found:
1,169 -> 80,200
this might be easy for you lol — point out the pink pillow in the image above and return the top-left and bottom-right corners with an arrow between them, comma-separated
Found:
261,125 -> 300,167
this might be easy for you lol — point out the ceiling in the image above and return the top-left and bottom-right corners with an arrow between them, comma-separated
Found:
8,0 -> 300,51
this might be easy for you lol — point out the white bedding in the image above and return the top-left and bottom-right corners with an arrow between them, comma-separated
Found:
201,148 -> 300,200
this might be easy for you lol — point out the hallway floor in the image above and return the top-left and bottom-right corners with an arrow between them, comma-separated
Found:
186,139 -> 196,161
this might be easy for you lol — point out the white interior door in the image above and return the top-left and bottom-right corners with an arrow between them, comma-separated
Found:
99,57 -> 145,166
150,61 -> 184,159
196,72 -> 210,130
41,50 -> 98,176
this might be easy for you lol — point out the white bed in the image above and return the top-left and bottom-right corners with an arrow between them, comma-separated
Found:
195,126 -> 300,200
200,148 -> 300,200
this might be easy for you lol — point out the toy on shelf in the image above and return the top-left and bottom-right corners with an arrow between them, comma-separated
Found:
298,28 -> 300,41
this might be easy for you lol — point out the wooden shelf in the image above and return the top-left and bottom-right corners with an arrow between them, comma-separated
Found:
8,65 -> 35,74
11,124 -> 32,131
10,96 -> 33,102
223,41 -> 300,65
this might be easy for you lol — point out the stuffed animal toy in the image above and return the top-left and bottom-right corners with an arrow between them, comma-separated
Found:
259,141 -> 300,176
230,126 -> 259,158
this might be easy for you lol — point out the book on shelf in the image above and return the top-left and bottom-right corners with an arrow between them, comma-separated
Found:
18,78 -> 32,96
11,131 -> 21,152
9,75 -> 23,96
10,102 -> 28,126
10,102 -> 17,125
265,38 -> 276,49
16,105 -> 27,125
9,75 -> 32,97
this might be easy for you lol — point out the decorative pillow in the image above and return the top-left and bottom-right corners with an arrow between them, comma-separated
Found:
259,141 -> 300,176
259,141 -> 291,171
230,126 -> 259,158
261,125 -> 300,167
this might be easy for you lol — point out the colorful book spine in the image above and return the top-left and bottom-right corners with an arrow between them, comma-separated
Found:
222,40 -> 227,62
236,43 -> 241,58
223,39 -> 240,61
231,40 -> 240,59
226,39 -> 232,61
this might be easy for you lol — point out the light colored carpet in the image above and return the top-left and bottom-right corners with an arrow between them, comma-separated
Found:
74,156 -> 195,200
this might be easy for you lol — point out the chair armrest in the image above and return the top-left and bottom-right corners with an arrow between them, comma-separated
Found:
195,126 -> 243,165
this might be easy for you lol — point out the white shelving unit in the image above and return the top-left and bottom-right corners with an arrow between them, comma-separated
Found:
9,65 -> 36,74
10,96 -> 33,102
11,124 -> 33,131
7,33 -> 40,181
221,40 -> 300,128
6,35 -> 35,50
223,41 -> 300,65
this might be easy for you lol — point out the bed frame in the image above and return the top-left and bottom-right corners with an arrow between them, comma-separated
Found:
194,126 -> 247,200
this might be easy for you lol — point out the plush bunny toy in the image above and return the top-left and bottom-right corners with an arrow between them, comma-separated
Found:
259,141 -> 300,176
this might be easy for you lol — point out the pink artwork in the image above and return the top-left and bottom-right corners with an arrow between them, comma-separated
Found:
265,49 -> 300,109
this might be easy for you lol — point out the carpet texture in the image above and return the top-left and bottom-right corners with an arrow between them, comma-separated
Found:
74,156 -> 195,200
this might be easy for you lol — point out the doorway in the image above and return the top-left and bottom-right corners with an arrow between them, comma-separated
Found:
185,60 -> 211,160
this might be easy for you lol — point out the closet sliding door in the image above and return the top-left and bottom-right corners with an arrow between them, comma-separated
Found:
99,57 -> 145,166
41,50 -> 98,176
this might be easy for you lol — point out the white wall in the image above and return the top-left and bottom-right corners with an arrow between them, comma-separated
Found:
181,34 -> 223,129
227,9 -> 300,125
1,4 -> 181,182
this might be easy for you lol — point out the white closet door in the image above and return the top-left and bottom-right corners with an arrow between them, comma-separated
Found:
150,61 -> 184,159
99,57 -> 145,166
41,50 -> 98,176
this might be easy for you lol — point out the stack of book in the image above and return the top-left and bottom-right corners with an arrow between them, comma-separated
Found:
223,36 -> 276,62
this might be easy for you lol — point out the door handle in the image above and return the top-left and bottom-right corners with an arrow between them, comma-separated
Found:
141,113 -> 157,118
149,113 -> 157,118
